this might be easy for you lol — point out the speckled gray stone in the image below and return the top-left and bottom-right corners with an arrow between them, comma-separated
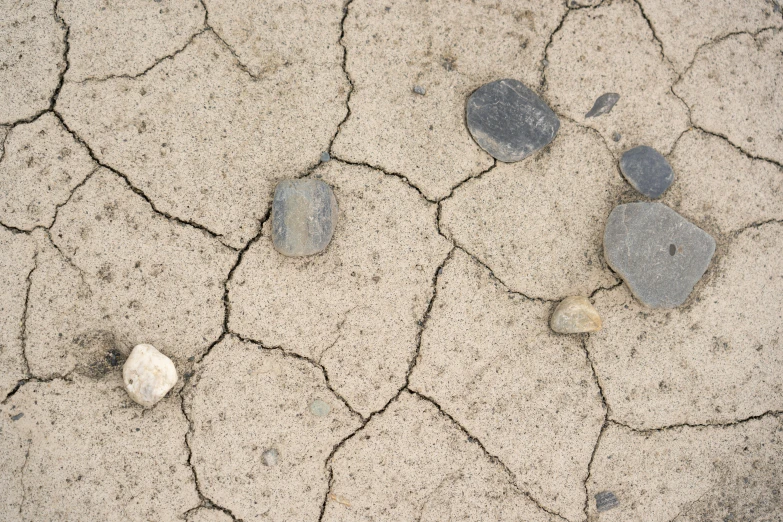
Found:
595,491 -> 619,512
604,203 -> 716,308
466,79 -> 560,162
585,93 -> 620,118
271,179 -> 338,257
619,145 -> 674,199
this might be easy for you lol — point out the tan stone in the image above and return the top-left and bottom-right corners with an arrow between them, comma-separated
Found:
551,296 -> 602,334
409,250 -> 605,520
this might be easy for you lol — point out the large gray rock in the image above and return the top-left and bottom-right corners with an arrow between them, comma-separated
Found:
466,79 -> 560,162
619,145 -> 674,199
271,179 -> 338,257
604,203 -> 715,308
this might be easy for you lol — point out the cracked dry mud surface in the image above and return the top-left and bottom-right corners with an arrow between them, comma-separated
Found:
1,1 -> 782,521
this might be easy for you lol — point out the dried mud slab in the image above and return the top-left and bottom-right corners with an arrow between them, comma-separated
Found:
0,378 -> 198,521
229,162 -> 451,415
0,113 -> 95,230
676,30 -> 783,164
588,222 -> 783,430
441,122 -> 620,300
662,129 -> 783,235
57,30 -> 347,248
409,250 -> 605,521
638,0 -> 782,73
546,0 -> 689,154
587,416 -> 783,521
26,169 -> 234,378
187,508 -> 233,522
59,0 -> 205,81
188,336 -> 361,522
0,0 -> 65,124
332,0 -> 566,199
323,391 -> 559,522
0,229 -> 36,400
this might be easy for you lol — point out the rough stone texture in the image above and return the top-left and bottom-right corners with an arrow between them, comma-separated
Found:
26,169 -> 234,378
0,0 -> 65,124
0,228 -> 36,400
619,145 -> 674,199
550,296 -> 602,334
323,391 -> 559,522
675,30 -> 783,164
588,417 -> 783,521
0,113 -> 95,230
546,0 -> 689,154
589,222 -> 783,429
332,0 -> 566,199
661,130 -> 783,235
123,343 -> 178,408
187,508 -> 234,522
59,0 -> 206,81
604,203 -> 716,308
466,79 -> 560,163
229,161 -> 451,415
585,92 -> 620,118
441,121 -> 620,300
638,0 -> 783,73
409,251 -> 605,520
188,336 -> 361,522
272,179 -> 338,257
0,377 -> 198,521
57,30 -> 347,248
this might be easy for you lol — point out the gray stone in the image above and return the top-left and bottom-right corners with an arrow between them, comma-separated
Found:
413,85 -> 426,95
309,398 -> 331,417
595,491 -> 619,512
612,132 -> 621,142
619,145 -> 674,199
466,79 -> 560,163
585,93 -> 620,118
271,179 -> 338,257
604,203 -> 716,308
320,151 -> 331,163
261,448 -> 279,466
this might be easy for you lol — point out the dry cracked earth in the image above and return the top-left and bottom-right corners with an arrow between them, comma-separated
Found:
1,0 -> 783,521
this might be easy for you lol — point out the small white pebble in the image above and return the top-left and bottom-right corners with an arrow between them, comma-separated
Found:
123,344 -> 178,408
262,448 -> 279,466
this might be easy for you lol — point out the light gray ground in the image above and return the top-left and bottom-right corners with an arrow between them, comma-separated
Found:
1,1 -> 782,521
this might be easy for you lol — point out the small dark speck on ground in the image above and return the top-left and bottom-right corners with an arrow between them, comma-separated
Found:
413,85 -> 426,95
11,413 -> 24,421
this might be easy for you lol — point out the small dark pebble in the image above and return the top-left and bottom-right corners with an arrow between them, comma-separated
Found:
595,491 -> 619,512
585,93 -> 620,118
619,145 -> 674,199
413,85 -> 426,95
320,151 -> 331,163
612,132 -> 621,142
11,413 -> 24,421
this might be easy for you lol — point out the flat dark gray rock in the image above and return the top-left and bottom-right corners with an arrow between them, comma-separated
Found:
272,179 -> 338,257
619,145 -> 674,198
595,491 -> 619,512
466,78 -> 560,163
604,203 -> 716,308
585,92 -> 620,118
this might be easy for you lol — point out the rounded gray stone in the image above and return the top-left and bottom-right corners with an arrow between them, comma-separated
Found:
619,145 -> 674,199
308,398 -> 331,417
466,78 -> 560,163
604,202 -> 716,309
271,179 -> 338,257
261,448 -> 279,466
585,92 -> 620,118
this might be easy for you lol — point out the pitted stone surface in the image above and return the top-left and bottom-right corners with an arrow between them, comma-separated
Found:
588,417 -> 783,521
57,31 -> 347,248
26,169 -> 234,378
59,0 -> 206,81
546,0 -> 689,155
272,179 -> 338,257
589,222 -> 783,429
188,336 -> 361,522
0,378 -> 198,521
0,113 -> 95,230
0,0 -> 65,124
604,202 -> 715,308
619,145 -> 674,199
441,121 -> 620,300
585,92 -> 620,119
332,0 -> 566,199
466,79 -> 560,162
409,251 -> 605,521
229,161 -> 451,416
0,228 -> 36,400
323,391 -> 559,522
675,30 -> 783,164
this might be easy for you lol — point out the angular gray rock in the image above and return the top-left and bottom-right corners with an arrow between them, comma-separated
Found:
466,79 -> 560,162
272,179 -> 338,257
585,93 -> 620,118
619,145 -> 674,198
604,203 -> 715,308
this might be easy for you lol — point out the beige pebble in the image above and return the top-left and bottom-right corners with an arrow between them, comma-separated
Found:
550,296 -> 602,334
123,344 -> 178,408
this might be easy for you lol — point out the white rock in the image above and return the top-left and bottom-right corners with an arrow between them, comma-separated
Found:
123,344 -> 178,407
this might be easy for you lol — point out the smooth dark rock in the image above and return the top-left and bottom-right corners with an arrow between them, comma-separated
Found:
595,491 -> 619,512
612,132 -> 621,142
466,79 -> 560,162
585,92 -> 620,118
272,179 -> 338,257
604,203 -> 716,308
11,412 -> 24,421
620,145 -> 674,198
